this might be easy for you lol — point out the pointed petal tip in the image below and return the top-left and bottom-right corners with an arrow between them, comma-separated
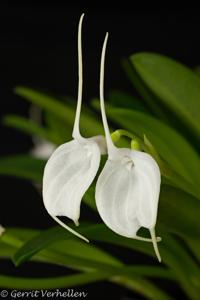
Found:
84,237 -> 90,243
135,235 -> 161,243
157,236 -> 162,242
150,228 -> 162,263
74,220 -> 80,227
80,13 -> 85,22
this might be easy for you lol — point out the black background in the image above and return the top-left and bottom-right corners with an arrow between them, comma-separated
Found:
0,3 -> 199,299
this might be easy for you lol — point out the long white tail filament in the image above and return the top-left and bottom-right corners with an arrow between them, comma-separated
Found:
150,227 -> 161,262
52,14 -> 89,243
52,216 -> 89,243
100,33 -> 116,157
72,13 -> 84,139
136,234 -> 161,243
100,34 -> 161,261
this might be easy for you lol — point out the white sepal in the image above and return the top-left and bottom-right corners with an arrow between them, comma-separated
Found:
42,14 -> 106,242
96,32 -> 162,262
43,138 -> 101,241
95,148 -> 161,256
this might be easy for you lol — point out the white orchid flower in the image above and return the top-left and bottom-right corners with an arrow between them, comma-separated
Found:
31,138 -> 56,159
42,14 -> 106,242
95,33 -> 162,262
0,225 -> 5,236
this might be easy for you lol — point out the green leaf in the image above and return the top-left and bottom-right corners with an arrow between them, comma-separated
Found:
4,225 -> 200,298
108,89 -> 148,112
82,185 -> 96,210
10,224 -> 149,262
0,155 -> 46,182
159,232 -> 200,299
112,276 -> 172,300
85,224 -> 200,298
12,225 -> 121,268
194,66 -> 200,78
5,224 -> 200,299
0,228 -> 173,300
2,227 -> 123,272
0,243 -> 16,258
1,229 -> 172,283
102,105 -> 200,196
15,86 -> 104,137
158,185 -> 200,238
0,274 -> 172,300
122,58 -> 169,121
186,237 -> 200,262
44,111 -> 71,143
90,226 -> 200,299
3,115 -> 61,144
0,272 -> 108,290
131,52 -> 200,140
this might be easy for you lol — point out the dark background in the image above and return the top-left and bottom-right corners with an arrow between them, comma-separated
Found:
0,3 -> 199,299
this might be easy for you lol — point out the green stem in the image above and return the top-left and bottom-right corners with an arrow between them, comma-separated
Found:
111,129 -> 135,142
111,129 -> 141,150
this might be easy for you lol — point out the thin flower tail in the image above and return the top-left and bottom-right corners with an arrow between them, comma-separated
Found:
52,216 -> 89,243
43,14 -> 97,243
50,14 -> 87,241
97,32 -> 162,262
99,33 -> 116,158
72,13 -> 84,140
150,227 -> 162,262
135,235 -> 161,243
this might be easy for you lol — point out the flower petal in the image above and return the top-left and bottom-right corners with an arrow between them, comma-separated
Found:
89,135 -> 107,155
130,150 -> 161,228
95,157 -> 140,238
95,148 -> 161,237
43,139 -> 101,224
97,33 -> 161,261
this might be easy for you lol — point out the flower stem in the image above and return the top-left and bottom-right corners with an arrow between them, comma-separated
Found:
111,129 -> 141,150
